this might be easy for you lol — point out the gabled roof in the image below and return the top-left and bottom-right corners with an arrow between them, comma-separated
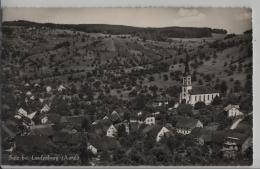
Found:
142,124 -> 162,136
225,132 -> 249,145
176,117 -> 201,129
189,86 -> 219,95
109,110 -> 121,122
224,104 -> 240,111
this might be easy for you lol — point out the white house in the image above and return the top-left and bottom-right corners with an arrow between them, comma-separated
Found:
26,91 -> 32,96
58,85 -> 66,92
179,56 -> 219,106
27,112 -> 37,120
18,108 -> 28,117
41,104 -> 50,113
176,117 -> 203,135
156,127 -> 170,142
106,125 -> 117,137
103,115 -> 109,120
88,144 -> 98,155
224,104 -> 244,118
144,116 -> 155,125
46,86 -> 52,93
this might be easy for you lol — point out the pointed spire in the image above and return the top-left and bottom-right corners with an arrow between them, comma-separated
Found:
184,54 -> 190,76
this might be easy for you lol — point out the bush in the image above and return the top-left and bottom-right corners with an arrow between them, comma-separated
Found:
194,101 -> 206,110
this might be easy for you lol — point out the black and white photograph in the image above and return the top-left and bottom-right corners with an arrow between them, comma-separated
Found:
1,6 -> 253,166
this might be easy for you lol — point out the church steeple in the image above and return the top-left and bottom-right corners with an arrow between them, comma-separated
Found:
182,54 -> 192,87
184,54 -> 191,76
180,54 -> 192,104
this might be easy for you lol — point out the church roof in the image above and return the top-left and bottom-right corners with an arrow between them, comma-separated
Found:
176,117 -> 201,129
189,86 -> 219,95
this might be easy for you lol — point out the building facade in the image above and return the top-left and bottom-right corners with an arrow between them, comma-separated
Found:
179,56 -> 220,106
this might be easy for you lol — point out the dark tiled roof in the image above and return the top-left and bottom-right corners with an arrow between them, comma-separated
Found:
176,117 -> 201,129
142,125 -> 162,136
109,111 -> 121,122
189,86 -> 219,95
226,132 -> 249,145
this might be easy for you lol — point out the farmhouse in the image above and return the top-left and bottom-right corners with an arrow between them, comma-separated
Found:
179,56 -> 220,106
176,117 -> 203,135
224,104 -> 244,118
222,132 -> 251,159
144,116 -> 156,125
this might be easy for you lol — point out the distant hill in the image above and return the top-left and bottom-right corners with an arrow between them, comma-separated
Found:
3,20 -> 227,40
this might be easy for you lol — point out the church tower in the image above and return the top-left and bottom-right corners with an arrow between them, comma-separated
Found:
180,54 -> 192,103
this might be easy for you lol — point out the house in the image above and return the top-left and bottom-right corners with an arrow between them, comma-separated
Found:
58,85 -> 66,92
224,104 -> 244,118
179,55 -> 219,105
144,116 -> 156,125
222,132 -> 250,159
176,117 -> 203,135
18,108 -> 28,117
156,127 -> 170,142
41,104 -> 50,113
103,115 -> 109,120
142,125 -> 163,139
88,133 -> 121,153
91,119 -> 112,136
41,116 -> 48,124
114,122 -> 130,135
106,124 -> 117,137
46,86 -> 52,93
109,110 -> 121,123
153,96 -> 169,107
88,144 -> 98,155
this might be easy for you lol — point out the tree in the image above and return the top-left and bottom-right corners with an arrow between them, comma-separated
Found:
194,101 -> 206,110
117,124 -> 127,138
81,117 -> 91,132
163,74 -> 169,81
211,95 -> 222,105
151,146 -> 173,164
220,81 -> 228,94
166,86 -> 181,98
177,104 -> 193,116
149,85 -> 158,96
148,76 -> 155,82
233,80 -> 242,93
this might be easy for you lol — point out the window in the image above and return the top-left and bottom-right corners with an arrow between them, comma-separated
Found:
199,96 -> 201,101
204,95 -> 205,101
212,94 -> 213,99
195,96 -> 197,101
208,95 -> 209,100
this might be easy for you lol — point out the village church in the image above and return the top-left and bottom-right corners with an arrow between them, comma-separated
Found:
179,55 -> 220,105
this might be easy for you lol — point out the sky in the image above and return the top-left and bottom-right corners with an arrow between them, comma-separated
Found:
2,7 -> 252,34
